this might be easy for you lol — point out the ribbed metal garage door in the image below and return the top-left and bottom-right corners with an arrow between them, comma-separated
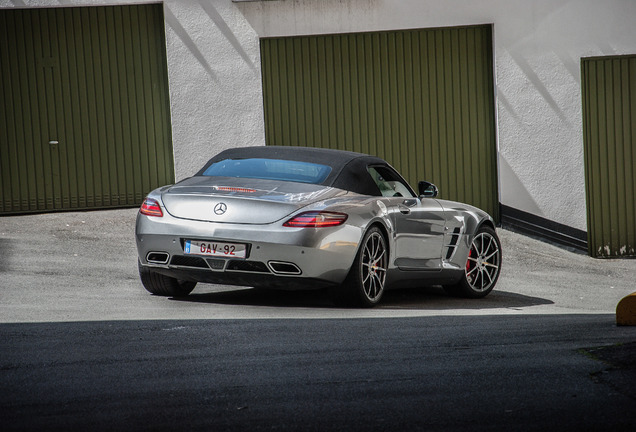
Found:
260,25 -> 498,220
0,4 -> 174,214
582,55 -> 636,257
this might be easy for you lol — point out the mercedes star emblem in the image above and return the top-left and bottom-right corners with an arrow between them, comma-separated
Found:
214,202 -> 227,215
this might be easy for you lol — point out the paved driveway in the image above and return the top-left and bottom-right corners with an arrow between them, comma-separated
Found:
0,208 -> 635,322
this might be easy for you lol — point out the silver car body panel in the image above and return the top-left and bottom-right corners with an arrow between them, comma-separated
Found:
136,174 -> 494,290
161,176 -> 342,224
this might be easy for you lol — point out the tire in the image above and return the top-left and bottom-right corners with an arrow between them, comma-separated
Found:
444,225 -> 502,298
138,261 -> 196,297
332,226 -> 388,308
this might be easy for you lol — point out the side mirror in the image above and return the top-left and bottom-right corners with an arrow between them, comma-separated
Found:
418,181 -> 438,198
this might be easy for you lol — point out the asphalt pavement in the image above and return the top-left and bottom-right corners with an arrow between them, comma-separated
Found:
1,208 -> 635,431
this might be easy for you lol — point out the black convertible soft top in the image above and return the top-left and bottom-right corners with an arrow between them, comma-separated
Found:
195,146 -> 404,196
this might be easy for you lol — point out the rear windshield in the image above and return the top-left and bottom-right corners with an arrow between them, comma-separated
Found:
201,158 -> 332,184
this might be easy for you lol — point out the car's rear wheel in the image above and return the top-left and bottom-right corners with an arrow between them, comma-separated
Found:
138,261 -> 196,297
444,225 -> 501,298
332,226 -> 387,307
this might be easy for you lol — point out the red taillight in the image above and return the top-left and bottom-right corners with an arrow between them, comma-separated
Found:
283,211 -> 348,228
140,198 -> 163,217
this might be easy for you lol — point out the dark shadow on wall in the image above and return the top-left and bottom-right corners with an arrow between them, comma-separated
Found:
198,0 -> 257,72
164,2 -> 258,81
164,5 -> 219,81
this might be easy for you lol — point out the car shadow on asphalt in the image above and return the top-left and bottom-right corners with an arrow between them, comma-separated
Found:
170,285 -> 554,310
380,287 -> 554,310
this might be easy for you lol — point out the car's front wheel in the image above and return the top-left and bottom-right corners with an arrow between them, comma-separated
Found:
138,261 -> 196,297
444,225 -> 501,298
332,226 -> 388,307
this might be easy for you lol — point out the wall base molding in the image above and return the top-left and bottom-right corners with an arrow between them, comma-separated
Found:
500,205 -> 588,253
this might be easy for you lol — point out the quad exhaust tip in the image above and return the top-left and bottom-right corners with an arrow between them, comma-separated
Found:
268,261 -> 302,275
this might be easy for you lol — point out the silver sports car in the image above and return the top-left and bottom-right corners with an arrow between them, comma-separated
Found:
135,146 -> 502,307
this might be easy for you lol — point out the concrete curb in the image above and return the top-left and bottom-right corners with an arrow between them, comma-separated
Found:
616,292 -> 636,326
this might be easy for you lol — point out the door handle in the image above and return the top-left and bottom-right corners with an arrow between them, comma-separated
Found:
402,199 -> 418,207
48,140 -> 59,145
398,204 -> 411,214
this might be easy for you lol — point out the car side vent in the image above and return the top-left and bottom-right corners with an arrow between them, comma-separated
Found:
170,255 -> 208,268
445,227 -> 462,260
226,260 -> 270,273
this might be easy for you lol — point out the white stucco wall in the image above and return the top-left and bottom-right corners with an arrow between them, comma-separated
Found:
3,0 -> 636,233
159,0 -> 265,178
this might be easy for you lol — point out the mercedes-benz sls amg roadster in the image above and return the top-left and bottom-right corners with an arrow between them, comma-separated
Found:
135,146 -> 502,307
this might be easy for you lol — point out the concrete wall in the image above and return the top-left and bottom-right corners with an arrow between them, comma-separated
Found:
3,0 -> 636,233
160,0 -> 264,178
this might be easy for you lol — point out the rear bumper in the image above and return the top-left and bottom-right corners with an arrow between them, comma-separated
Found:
135,212 -> 362,288
145,266 -> 338,290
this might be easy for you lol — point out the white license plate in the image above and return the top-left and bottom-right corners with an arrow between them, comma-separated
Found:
184,240 -> 247,259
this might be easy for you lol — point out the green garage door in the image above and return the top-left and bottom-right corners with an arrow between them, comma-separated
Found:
582,55 -> 636,257
0,4 -> 174,214
261,25 -> 498,220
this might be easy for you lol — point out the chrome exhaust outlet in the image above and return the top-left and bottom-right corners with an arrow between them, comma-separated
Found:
268,261 -> 302,275
146,252 -> 169,264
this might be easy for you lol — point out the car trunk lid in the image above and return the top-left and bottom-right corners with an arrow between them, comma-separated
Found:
161,176 -> 342,224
